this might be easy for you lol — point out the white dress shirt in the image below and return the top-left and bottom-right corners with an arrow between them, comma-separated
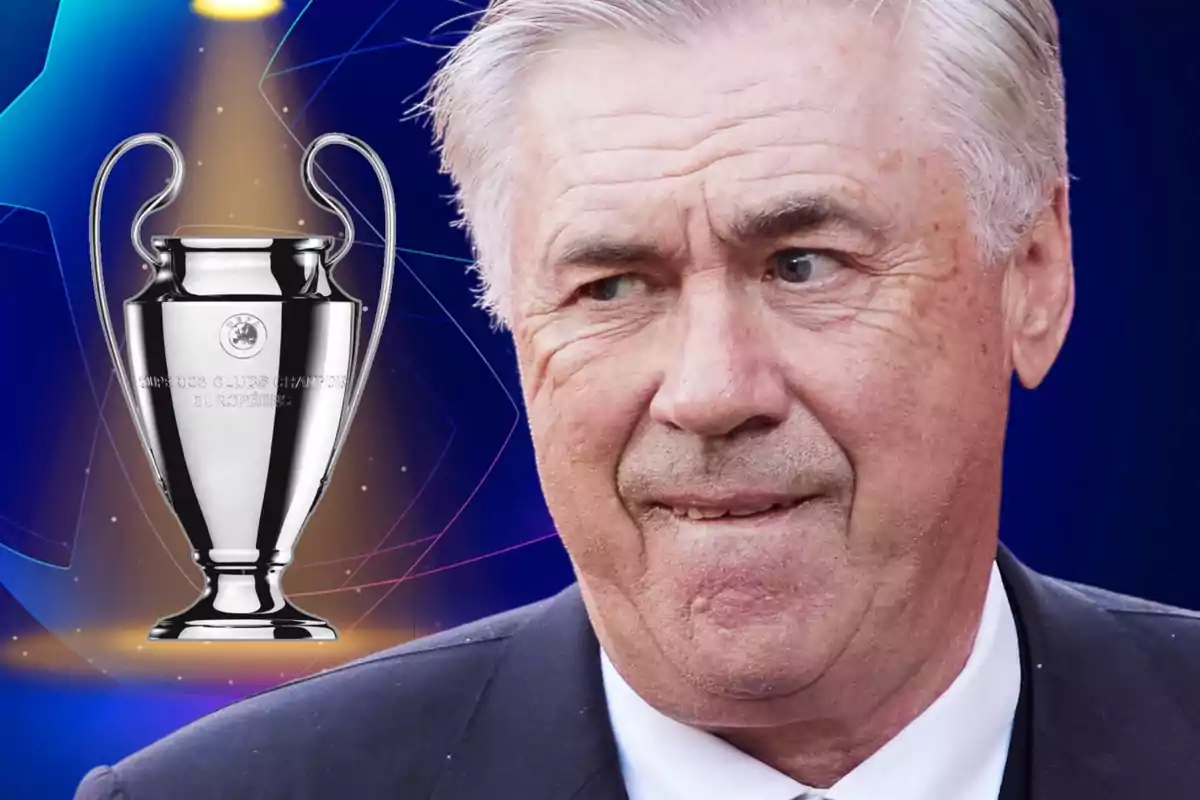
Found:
601,562 -> 1021,800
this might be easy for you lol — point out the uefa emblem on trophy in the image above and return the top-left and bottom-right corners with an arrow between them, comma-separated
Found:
89,132 -> 395,641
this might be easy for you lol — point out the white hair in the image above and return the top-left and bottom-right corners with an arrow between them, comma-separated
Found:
418,0 -> 1067,329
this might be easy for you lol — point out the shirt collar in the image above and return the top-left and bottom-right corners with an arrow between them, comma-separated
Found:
601,562 -> 1022,800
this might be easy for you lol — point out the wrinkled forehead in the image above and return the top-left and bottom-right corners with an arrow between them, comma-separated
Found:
509,2 -> 939,252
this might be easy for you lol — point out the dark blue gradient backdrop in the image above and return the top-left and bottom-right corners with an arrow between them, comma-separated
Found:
0,2 -> 1197,797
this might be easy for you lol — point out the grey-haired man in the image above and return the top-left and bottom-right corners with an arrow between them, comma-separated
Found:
78,2 -> 1200,798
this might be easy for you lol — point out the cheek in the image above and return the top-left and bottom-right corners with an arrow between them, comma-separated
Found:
785,278 -> 1007,554
524,337 -> 660,574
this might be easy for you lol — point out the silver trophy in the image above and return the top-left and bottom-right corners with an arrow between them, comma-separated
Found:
90,132 -> 395,641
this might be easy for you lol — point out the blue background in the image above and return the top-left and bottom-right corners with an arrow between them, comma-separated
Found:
1,1 -> 1197,797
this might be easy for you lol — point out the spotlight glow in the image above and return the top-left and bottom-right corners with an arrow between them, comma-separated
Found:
192,0 -> 284,21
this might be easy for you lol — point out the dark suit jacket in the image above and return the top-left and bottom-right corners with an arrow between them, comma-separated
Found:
75,546 -> 1200,799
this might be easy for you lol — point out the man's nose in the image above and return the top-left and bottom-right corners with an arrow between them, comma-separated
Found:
649,286 -> 790,438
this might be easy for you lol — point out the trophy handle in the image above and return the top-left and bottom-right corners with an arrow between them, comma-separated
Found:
300,133 -> 395,476
89,133 -> 186,490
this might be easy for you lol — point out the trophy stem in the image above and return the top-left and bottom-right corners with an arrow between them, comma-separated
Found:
149,565 -> 336,641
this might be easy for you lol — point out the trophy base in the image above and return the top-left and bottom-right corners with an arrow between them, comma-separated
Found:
150,604 -> 340,642
148,606 -> 338,641
148,569 -> 337,641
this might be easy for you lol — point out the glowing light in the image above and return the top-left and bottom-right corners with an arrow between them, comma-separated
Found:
191,0 -> 284,21
0,627 -> 417,683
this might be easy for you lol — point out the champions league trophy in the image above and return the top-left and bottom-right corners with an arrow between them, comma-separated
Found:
89,132 -> 395,640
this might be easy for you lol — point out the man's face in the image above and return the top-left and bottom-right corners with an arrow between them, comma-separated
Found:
508,5 -> 1062,724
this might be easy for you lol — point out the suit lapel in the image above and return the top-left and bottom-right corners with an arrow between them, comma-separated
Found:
997,545 -> 1200,798
429,584 -> 628,800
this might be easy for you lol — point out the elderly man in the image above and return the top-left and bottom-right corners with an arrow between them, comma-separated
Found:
77,1 -> 1200,798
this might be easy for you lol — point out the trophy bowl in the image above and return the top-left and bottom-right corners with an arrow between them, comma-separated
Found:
90,133 -> 395,641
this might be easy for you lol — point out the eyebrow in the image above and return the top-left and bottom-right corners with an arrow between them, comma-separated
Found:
549,192 -> 886,269
727,192 -> 887,246
553,238 -> 668,269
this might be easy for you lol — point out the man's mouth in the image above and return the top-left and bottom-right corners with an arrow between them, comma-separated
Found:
669,499 -> 804,520
650,494 -> 811,522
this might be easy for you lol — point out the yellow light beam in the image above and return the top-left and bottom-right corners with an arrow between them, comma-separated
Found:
192,0 -> 284,21
167,20 -> 310,237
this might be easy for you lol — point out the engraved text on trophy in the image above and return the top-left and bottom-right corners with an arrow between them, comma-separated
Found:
136,373 -> 349,409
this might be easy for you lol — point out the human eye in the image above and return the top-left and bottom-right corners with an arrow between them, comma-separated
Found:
766,248 -> 843,285
577,273 -> 647,302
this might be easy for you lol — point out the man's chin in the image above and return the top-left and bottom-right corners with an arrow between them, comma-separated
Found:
698,670 -> 816,702
671,621 -> 834,702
